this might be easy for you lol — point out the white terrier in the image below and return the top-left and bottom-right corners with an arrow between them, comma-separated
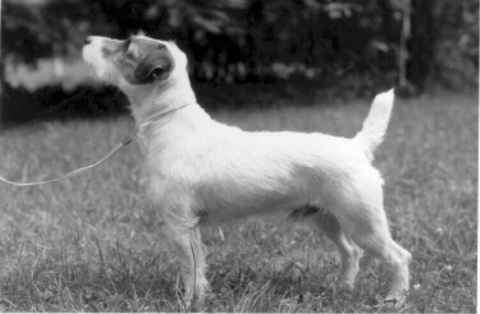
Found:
83,34 -> 411,308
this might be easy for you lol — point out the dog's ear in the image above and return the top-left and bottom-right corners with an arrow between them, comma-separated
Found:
134,49 -> 173,84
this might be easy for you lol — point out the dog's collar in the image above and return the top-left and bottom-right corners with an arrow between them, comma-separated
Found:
138,103 -> 191,131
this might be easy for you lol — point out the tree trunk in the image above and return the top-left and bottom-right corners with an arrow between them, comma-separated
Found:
406,0 -> 435,91
398,0 -> 411,90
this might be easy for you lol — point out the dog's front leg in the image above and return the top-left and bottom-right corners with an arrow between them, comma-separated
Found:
164,217 -> 208,310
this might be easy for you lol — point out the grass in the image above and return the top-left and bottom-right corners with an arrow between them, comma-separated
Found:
0,89 -> 476,312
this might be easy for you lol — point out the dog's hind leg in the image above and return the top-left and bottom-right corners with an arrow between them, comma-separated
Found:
310,208 -> 362,290
164,218 -> 208,310
334,187 -> 411,304
349,215 -> 411,304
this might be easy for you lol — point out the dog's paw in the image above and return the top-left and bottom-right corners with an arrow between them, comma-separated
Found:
383,293 -> 407,308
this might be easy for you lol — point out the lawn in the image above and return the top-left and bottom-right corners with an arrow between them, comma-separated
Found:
0,89 -> 476,312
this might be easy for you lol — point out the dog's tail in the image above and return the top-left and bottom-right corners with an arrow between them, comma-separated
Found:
354,89 -> 394,161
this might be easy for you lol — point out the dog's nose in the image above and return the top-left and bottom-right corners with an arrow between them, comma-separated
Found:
84,37 -> 93,45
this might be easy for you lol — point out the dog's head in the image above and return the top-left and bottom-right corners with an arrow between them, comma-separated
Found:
82,33 -> 188,90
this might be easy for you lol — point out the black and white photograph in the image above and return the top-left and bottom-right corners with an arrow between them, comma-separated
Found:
0,0 -> 477,312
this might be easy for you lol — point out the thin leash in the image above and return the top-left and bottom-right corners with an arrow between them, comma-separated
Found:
0,136 -> 134,187
138,102 -> 191,130
0,103 -> 190,187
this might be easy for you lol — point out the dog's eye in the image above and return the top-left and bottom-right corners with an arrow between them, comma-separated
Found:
150,67 -> 164,79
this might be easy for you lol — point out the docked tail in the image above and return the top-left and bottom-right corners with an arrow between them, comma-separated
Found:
354,89 -> 395,161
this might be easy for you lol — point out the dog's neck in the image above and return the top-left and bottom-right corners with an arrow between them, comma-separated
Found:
123,73 -> 213,153
125,73 -> 196,122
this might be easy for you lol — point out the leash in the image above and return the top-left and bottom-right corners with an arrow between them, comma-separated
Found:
139,103 -> 191,130
0,102 -> 191,187
0,136 -> 134,187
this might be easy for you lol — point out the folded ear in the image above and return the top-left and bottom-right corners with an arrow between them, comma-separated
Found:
134,50 -> 174,84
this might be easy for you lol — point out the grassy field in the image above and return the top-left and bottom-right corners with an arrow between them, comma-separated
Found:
0,90 -> 476,312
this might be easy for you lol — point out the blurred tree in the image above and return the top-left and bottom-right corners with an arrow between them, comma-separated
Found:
2,0 -> 478,89
406,0 -> 434,92
432,0 -> 478,89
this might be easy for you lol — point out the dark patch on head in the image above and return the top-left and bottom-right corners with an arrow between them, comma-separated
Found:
133,43 -> 173,84
107,36 -> 175,85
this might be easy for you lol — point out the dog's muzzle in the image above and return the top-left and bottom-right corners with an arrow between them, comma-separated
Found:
82,36 -> 113,79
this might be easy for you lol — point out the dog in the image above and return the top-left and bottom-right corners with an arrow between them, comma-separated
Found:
82,33 -> 411,308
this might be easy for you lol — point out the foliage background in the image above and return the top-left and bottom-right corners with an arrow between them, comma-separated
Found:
1,0 -> 478,123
